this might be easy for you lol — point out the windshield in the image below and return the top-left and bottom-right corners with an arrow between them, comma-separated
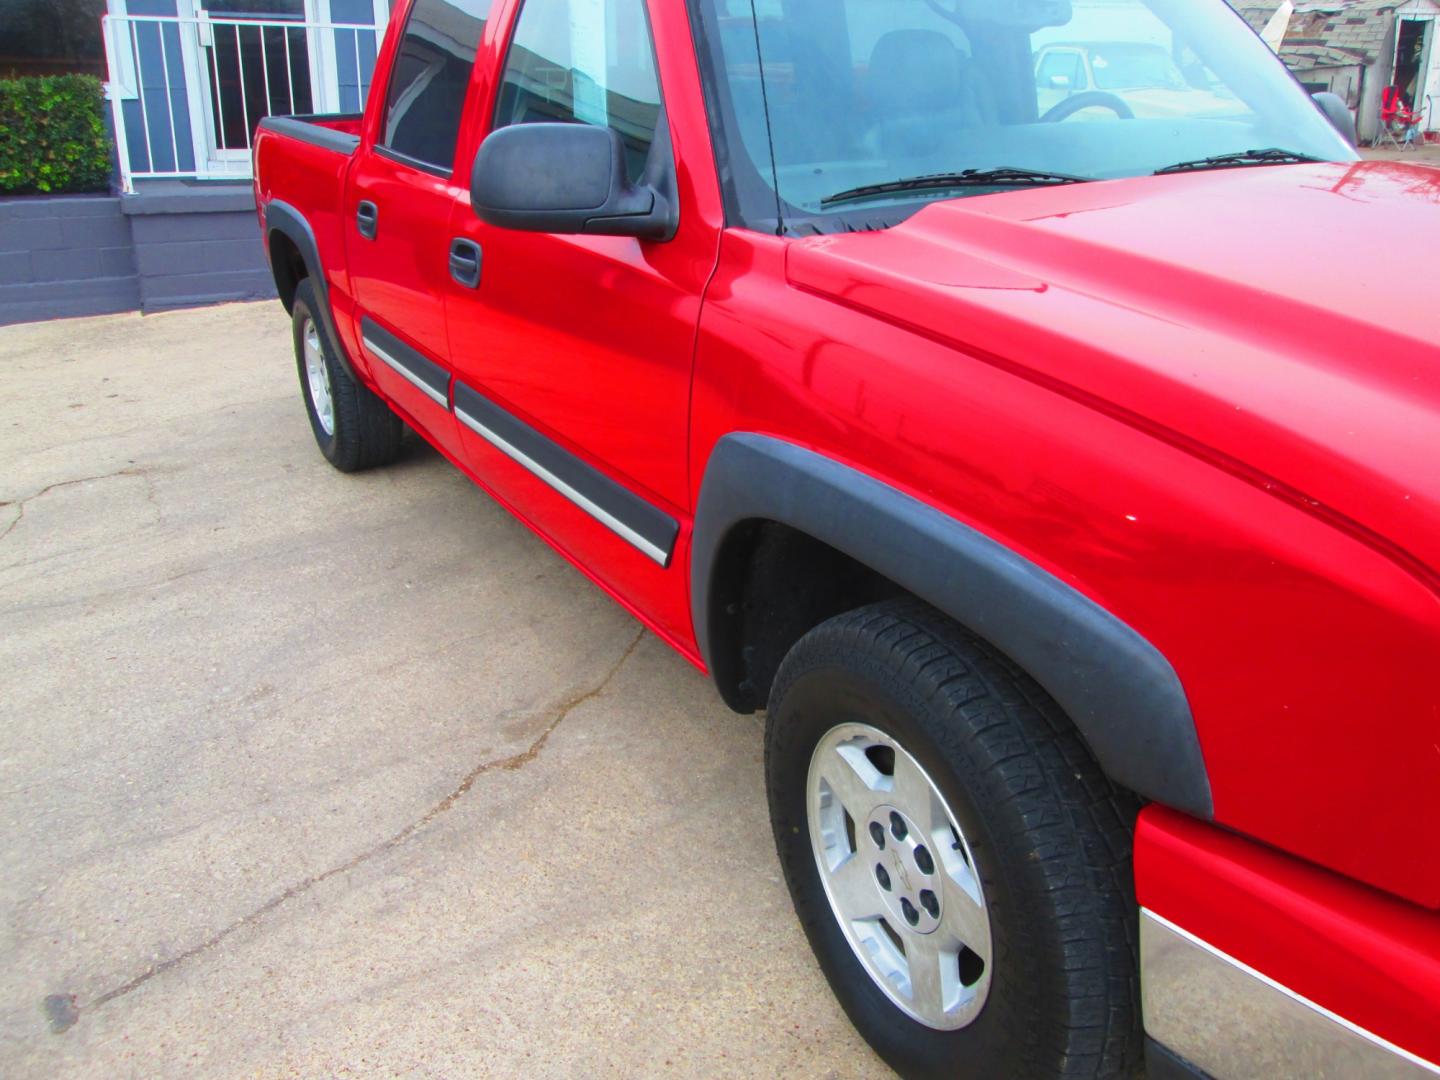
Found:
694,0 -> 1356,231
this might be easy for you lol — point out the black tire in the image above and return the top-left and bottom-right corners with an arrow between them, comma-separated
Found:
292,278 -> 405,473
766,599 -> 1141,1080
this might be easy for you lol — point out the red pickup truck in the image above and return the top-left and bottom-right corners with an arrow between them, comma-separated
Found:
253,0 -> 1440,1076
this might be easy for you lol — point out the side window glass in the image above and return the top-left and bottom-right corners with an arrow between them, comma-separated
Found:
494,0 -> 662,183
1037,50 -> 1082,90
381,0 -> 493,170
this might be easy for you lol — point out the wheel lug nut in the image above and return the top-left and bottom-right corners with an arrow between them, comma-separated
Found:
889,812 -> 907,841
876,864 -> 892,891
869,822 -> 886,849
901,897 -> 919,926
914,845 -> 934,875
920,889 -> 939,918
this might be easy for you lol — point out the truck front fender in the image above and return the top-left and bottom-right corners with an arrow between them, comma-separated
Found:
691,433 -> 1212,818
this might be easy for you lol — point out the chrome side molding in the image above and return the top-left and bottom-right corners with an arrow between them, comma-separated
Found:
363,335 -> 445,407
451,380 -> 678,567
1141,909 -> 1440,1079
360,316 -> 450,409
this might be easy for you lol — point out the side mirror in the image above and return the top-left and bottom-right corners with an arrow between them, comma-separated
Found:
1047,74 -> 1072,89
1312,91 -> 1358,147
469,122 -> 676,241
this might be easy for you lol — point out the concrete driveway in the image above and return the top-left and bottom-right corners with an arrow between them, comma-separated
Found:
0,303 -> 888,1078
1361,143 -> 1440,166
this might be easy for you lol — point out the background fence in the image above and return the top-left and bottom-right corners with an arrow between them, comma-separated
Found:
102,12 -> 382,191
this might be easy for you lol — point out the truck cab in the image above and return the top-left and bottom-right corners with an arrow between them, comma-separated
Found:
253,0 -> 1440,1076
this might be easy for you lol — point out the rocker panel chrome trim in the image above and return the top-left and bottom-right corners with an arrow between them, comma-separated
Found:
1141,908 -> 1440,1079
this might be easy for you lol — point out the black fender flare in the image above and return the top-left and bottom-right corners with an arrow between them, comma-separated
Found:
691,433 -> 1213,818
263,199 -> 356,379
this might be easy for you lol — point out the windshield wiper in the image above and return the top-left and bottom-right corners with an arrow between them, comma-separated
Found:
1154,148 -> 1324,175
819,167 -> 1092,209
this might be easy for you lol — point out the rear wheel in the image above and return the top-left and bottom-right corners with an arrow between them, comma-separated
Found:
766,599 -> 1142,1079
292,278 -> 405,472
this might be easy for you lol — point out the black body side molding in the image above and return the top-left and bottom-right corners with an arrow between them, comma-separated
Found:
359,316 -> 450,407
257,115 -> 362,155
691,434 -> 1213,818
262,199 -> 356,380
453,381 -> 679,567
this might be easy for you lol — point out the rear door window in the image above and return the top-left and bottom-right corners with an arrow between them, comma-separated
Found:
380,0 -> 493,171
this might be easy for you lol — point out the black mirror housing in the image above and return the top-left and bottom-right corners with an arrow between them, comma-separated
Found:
1312,91 -> 1358,147
470,122 -> 677,241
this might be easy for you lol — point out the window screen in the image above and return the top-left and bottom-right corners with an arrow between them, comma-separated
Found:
493,0 -> 662,183
380,0 -> 493,170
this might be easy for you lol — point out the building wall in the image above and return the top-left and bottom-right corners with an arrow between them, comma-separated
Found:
1296,64 -> 1363,108
331,0 -> 380,112
0,197 -> 140,325
1361,20 -> 1400,144
124,186 -> 275,312
117,0 -> 199,176
0,186 -> 275,326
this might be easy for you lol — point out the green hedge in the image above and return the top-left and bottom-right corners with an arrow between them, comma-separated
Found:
0,75 -> 112,195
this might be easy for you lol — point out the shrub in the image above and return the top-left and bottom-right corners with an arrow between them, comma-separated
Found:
0,74 -> 112,195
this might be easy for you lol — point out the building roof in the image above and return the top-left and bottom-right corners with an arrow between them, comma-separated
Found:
1225,0 -> 1409,68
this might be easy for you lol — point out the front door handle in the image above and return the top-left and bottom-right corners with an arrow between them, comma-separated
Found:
449,238 -> 482,289
356,200 -> 378,240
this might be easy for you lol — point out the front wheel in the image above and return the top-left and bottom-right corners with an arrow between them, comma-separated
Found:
292,278 -> 405,473
766,600 -> 1142,1079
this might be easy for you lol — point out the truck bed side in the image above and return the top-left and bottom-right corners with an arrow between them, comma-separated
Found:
252,114 -> 367,375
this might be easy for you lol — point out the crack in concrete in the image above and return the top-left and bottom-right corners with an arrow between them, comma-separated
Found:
0,468 -> 150,544
48,628 -> 645,1033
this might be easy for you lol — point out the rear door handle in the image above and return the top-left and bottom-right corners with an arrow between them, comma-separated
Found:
449,238 -> 482,288
356,200 -> 378,240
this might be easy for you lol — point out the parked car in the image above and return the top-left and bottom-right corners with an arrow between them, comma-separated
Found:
252,0 -> 1440,1076
1033,41 -> 1246,119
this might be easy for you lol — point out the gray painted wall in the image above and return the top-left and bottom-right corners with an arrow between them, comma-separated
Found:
124,186 -> 274,312
0,186 -> 275,326
0,198 -> 141,325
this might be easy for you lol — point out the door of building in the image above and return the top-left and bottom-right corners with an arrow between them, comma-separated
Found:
182,0 -> 387,169
1396,14 -> 1437,131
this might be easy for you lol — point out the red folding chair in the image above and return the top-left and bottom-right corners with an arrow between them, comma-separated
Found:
1378,86 -> 1424,150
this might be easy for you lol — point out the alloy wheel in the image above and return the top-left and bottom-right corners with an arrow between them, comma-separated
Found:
807,722 -> 993,1030
301,316 -> 335,437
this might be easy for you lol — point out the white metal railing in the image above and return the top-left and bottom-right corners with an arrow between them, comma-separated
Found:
102,13 -> 383,193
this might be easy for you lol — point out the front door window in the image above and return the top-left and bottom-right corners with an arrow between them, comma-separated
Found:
493,0 -> 664,183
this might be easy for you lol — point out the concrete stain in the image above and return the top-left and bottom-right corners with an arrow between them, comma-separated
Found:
42,993 -> 78,1034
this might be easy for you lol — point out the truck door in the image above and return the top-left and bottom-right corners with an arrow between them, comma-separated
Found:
442,0 -> 722,645
345,0 -> 495,458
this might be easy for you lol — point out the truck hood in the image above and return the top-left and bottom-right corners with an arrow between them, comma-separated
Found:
787,161 -> 1440,588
